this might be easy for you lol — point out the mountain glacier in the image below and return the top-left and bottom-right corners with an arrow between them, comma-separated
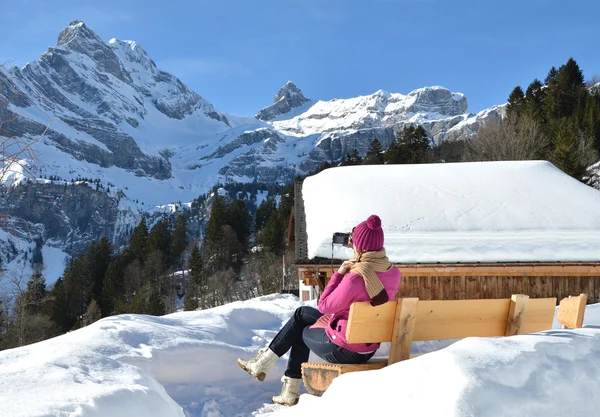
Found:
0,20 -> 505,276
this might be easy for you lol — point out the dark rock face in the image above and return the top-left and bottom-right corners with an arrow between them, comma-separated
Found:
255,81 -> 311,121
1,182 -> 120,255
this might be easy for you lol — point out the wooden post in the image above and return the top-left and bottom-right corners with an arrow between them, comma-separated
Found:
505,294 -> 529,336
388,297 -> 419,365
557,293 -> 587,329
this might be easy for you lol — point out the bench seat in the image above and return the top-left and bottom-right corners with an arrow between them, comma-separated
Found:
301,294 -> 587,397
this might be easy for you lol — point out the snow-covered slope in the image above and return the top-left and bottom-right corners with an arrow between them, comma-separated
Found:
2,294 -> 600,417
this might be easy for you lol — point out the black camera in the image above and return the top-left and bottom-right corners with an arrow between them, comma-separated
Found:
332,232 -> 351,246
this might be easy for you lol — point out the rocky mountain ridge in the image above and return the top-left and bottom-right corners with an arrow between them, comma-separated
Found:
0,20 -> 506,280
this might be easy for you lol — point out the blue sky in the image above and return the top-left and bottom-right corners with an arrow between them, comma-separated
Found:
1,0 -> 599,116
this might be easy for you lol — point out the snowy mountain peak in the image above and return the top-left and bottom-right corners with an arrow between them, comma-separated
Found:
255,80 -> 311,121
57,20 -> 103,49
274,81 -> 308,103
108,38 -> 155,70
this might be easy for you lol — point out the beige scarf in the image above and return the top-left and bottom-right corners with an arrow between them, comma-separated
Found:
350,248 -> 393,306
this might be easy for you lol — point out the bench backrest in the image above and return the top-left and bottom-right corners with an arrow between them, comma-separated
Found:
346,294 -> 560,365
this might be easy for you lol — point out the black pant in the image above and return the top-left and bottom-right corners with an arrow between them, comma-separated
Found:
268,306 -> 375,379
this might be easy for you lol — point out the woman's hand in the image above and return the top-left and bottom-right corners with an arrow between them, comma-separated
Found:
337,260 -> 355,275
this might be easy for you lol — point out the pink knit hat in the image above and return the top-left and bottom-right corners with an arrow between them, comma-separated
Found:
352,215 -> 384,252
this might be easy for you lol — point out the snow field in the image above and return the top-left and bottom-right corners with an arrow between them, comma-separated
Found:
2,294 -> 600,416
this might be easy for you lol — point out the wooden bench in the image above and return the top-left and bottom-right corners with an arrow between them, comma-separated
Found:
301,293 -> 587,396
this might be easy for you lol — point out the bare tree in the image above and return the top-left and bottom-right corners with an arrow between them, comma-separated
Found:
82,299 -> 101,326
575,132 -> 600,172
0,269 -> 56,349
464,117 -> 550,162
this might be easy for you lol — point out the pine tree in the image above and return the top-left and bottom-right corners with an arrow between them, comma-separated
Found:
384,139 -> 402,164
363,139 -> 384,165
87,237 -> 112,308
553,121 -> 580,177
47,278 -> 71,333
170,215 -> 188,269
524,79 -> 546,124
261,212 -> 285,255
186,245 -> 204,310
203,195 -> 230,274
507,86 -> 526,118
131,291 -> 146,314
226,199 -> 251,250
546,58 -> 585,120
545,66 -> 559,86
147,287 -> 165,316
386,126 -> 430,164
60,256 -> 87,329
126,218 -> 149,265
340,148 -> 363,166
148,217 -> 171,265
184,281 -> 198,311
25,269 -> 47,316
205,195 -> 228,242
255,197 -> 277,232
101,257 -> 126,316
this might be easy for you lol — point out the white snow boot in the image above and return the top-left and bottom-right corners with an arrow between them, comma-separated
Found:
237,347 -> 279,381
272,376 -> 301,406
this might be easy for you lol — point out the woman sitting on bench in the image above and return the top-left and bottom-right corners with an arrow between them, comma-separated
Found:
237,214 -> 401,406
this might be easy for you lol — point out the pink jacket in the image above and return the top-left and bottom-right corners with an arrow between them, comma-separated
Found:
318,267 -> 401,353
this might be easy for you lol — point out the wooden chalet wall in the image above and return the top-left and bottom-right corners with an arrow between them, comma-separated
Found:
298,263 -> 600,304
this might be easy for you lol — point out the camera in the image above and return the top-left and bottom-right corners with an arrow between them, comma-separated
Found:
332,232 -> 351,246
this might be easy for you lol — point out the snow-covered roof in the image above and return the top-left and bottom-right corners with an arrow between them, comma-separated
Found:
301,161 -> 600,263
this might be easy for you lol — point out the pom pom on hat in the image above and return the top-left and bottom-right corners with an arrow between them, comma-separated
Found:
352,214 -> 384,252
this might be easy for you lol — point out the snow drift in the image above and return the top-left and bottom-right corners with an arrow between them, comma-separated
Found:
2,294 -> 600,416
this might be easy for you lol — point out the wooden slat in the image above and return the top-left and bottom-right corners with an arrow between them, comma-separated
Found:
430,276 -> 439,300
388,297 -> 419,365
442,276 -> 454,300
411,276 -> 421,298
593,277 -> 599,303
521,297 -> 557,334
531,276 -> 542,300
422,276 -> 432,300
413,299 -> 511,341
346,302 -> 397,343
505,294 -> 529,336
541,276 -> 551,301
399,274 -> 409,297
557,294 -> 587,329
